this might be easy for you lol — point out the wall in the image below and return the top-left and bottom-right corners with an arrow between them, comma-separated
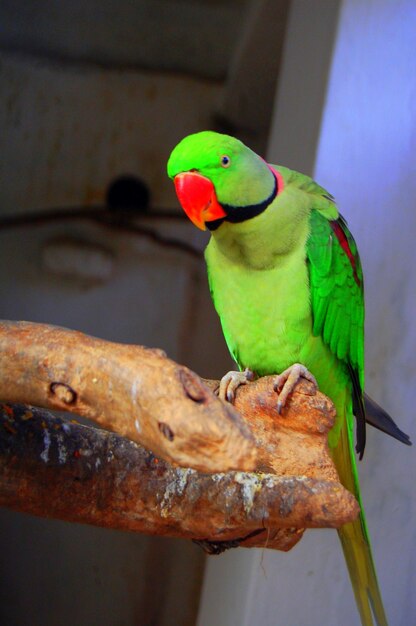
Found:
197,1 -> 415,625
0,51 -> 233,626
0,53 -> 223,212
313,2 -> 416,620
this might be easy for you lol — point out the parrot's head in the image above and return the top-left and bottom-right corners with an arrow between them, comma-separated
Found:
167,131 -> 284,231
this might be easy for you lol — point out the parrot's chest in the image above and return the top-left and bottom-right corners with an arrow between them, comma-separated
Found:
206,247 -> 312,375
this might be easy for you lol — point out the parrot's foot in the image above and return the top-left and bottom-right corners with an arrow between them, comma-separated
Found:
218,368 -> 255,403
273,363 -> 318,414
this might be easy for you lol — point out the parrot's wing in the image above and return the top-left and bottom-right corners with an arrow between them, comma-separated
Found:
307,209 -> 366,456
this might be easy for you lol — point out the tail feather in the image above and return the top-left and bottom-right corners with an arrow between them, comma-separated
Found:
364,393 -> 411,446
338,520 -> 388,626
333,416 -> 388,626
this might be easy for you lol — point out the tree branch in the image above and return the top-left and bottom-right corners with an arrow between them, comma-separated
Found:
0,321 -> 359,552
0,402 -> 357,552
0,321 -> 255,473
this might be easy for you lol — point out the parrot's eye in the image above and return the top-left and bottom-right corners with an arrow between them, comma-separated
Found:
220,155 -> 231,168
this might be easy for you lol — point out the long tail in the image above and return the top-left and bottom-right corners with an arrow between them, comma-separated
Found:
332,416 -> 389,626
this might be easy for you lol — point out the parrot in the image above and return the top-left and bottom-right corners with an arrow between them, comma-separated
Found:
167,130 -> 411,626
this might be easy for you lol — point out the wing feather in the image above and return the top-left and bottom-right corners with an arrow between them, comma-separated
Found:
307,209 -> 366,455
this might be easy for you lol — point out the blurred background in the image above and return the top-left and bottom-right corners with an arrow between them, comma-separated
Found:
0,0 -> 414,624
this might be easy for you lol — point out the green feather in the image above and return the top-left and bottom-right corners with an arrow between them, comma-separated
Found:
168,131 -> 389,626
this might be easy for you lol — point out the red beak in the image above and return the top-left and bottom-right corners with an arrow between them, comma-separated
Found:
174,172 -> 226,230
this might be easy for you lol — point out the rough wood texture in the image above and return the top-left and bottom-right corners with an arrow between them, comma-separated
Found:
0,403 -> 358,552
0,320 -> 360,552
0,321 -> 256,473
204,376 -> 340,483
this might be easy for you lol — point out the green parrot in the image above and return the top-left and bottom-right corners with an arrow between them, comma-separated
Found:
167,131 -> 411,626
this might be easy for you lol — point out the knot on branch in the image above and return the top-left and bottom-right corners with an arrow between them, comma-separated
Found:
49,382 -> 78,405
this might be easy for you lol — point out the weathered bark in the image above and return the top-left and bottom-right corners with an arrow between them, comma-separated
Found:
203,376 -> 340,483
0,403 -> 358,552
0,321 -> 360,552
0,321 -> 256,473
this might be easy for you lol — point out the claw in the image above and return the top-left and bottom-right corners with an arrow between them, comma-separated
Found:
273,363 -> 318,413
218,368 -> 255,403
